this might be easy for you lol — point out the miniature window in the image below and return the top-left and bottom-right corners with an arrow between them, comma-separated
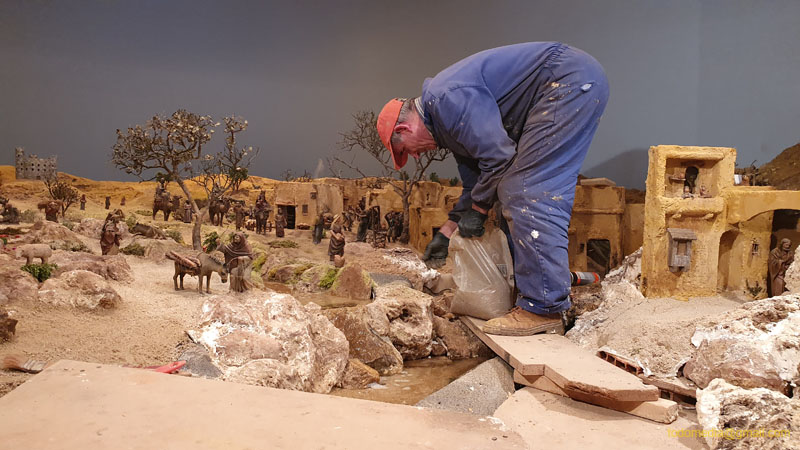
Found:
667,228 -> 697,272
751,240 -> 760,256
310,192 -> 317,199
302,204 -> 308,215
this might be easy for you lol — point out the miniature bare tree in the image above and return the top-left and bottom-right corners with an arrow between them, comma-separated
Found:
193,116 -> 259,197
281,169 -> 313,182
335,110 -> 449,243
112,109 -> 216,249
42,177 -> 79,216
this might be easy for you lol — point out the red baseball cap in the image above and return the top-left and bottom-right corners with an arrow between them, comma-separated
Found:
376,98 -> 407,170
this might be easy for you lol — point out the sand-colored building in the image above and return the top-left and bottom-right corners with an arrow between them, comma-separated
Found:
568,183 -> 627,276
641,145 -> 800,299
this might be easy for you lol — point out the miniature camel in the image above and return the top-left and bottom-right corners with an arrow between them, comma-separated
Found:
167,251 -> 228,293
15,244 -> 53,265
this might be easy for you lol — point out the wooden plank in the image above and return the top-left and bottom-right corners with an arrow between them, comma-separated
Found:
514,372 -> 679,424
0,360 -> 526,450
462,316 -> 658,402
495,388 -> 703,450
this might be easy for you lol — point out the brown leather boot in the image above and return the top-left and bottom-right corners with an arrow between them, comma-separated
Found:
482,307 -> 565,336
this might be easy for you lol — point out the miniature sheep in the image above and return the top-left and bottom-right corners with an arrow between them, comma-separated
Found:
15,244 -> 53,265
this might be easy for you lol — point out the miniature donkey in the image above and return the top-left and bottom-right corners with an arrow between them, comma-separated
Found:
172,252 -> 228,293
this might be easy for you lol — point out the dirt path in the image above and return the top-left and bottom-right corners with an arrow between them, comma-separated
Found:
0,254 -> 214,396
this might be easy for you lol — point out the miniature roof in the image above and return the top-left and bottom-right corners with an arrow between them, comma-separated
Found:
667,228 -> 697,241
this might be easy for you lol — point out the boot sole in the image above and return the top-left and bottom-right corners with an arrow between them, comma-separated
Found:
482,322 -> 565,337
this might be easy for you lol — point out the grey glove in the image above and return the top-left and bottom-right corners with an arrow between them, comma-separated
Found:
457,209 -> 487,238
422,231 -> 450,269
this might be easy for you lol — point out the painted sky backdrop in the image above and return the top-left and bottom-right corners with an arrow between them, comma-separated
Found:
2,0 -> 799,188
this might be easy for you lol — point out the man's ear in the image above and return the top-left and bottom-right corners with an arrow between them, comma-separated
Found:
393,122 -> 412,135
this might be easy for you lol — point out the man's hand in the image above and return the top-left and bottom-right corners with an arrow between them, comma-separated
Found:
422,231 -> 450,269
457,207 -> 487,238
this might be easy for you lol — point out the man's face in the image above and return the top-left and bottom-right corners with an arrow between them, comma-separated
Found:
782,241 -> 791,251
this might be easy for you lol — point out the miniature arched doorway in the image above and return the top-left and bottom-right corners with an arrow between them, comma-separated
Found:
717,229 -> 739,292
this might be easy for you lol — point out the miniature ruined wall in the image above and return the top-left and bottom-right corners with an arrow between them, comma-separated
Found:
641,146 -> 735,299
568,185 -> 625,274
14,148 -> 57,181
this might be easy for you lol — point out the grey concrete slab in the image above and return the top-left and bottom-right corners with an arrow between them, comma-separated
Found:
416,357 -> 514,416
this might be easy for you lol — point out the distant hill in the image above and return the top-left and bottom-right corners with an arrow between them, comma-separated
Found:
759,143 -> 800,190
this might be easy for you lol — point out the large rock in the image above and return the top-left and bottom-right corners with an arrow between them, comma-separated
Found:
38,269 -> 121,309
697,378 -> 798,450
323,305 -> 403,375
372,283 -> 434,360
267,263 -> 311,284
192,291 -> 348,394
74,218 -> 131,240
330,262 -> 373,300
343,243 -> 438,290
178,344 -> 223,379
338,358 -> 380,389
786,246 -> 800,294
23,220 -> 82,244
50,252 -> 132,282
684,294 -> 800,394
0,262 -> 39,305
432,316 -> 491,360
295,264 -> 335,293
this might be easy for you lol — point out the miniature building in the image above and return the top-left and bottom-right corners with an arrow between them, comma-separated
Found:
568,184 -> 626,276
14,147 -> 57,180
641,145 -> 800,299
273,181 -> 344,229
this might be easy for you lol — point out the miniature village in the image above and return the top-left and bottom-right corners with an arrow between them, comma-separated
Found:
1,138 -> 799,449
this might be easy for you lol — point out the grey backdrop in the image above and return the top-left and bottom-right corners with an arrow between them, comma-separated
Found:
1,0 -> 798,188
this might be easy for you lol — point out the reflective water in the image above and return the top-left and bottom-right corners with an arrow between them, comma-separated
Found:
330,356 -> 489,405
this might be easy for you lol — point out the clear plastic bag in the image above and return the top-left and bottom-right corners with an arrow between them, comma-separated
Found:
449,228 -> 515,320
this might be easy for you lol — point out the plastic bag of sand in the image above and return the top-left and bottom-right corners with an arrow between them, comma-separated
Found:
449,229 -> 515,320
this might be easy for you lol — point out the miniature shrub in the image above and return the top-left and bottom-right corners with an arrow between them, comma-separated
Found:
125,213 -> 138,230
251,253 -> 267,274
166,229 -> 183,244
135,209 -> 152,216
0,227 -> 25,236
294,262 -> 315,276
59,240 -> 90,253
121,243 -> 145,256
19,209 -> 37,223
268,240 -> 298,249
61,220 -> 75,231
203,231 -> 220,253
318,268 -> 339,290
21,263 -> 58,282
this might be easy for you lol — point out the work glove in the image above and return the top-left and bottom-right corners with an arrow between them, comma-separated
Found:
422,231 -> 450,269
457,209 -> 487,238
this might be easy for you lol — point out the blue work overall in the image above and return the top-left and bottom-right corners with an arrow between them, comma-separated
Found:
421,42 -> 609,314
